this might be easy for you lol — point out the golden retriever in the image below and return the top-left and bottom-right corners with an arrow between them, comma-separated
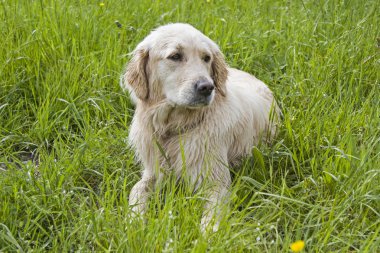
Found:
122,23 -> 280,231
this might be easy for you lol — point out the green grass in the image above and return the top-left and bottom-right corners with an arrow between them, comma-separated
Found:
0,0 -> 379,251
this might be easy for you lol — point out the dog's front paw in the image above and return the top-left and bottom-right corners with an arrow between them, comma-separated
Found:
127,204 -> 146,224
200,214 -> 219,233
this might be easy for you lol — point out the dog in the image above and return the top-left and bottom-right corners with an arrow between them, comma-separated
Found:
122,23 -> 280,231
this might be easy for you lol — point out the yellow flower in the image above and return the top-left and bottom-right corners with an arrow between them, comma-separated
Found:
290,240 -> 305,252
99,2 -> 105,7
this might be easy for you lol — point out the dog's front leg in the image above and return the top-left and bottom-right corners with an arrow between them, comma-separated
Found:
129,171 -> 156,217
200,165 -> 231,232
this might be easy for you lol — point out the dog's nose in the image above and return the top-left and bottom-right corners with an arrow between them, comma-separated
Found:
195,80 -> 214,97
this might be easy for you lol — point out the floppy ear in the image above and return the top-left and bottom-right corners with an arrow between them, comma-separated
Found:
122,48 -> 150,101
212,50 -> 228,97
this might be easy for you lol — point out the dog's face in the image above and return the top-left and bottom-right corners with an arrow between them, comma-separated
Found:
154,36 -> 215,107
123,23 -> 228,108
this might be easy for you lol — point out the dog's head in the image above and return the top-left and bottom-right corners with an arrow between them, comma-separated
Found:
122,23 -> 228,108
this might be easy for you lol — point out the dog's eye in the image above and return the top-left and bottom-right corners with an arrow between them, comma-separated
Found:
168,53 -> 182,61
203,55 -> 211,63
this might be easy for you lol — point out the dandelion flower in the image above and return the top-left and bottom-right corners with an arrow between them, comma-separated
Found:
290,240 -> 305,252
99,2 -> 105,7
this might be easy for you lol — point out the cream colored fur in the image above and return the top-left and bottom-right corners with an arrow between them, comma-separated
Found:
122,23 -> 280,231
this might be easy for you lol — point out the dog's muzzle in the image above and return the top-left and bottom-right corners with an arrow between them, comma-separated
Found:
188,79 -> 215,107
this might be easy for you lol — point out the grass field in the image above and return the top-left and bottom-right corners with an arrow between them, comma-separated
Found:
1,0 -> 379,252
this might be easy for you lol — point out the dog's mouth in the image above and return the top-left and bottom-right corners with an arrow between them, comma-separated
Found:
186,94 -> 214,109
168,90 -> 215,109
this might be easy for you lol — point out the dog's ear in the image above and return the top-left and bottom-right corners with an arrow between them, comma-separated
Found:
212,50 -> 228,97
122,48 -> 150,101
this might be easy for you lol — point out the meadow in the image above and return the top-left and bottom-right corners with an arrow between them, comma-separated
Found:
0,0 -> 379,252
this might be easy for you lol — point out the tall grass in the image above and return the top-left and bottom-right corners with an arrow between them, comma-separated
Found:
0,0 -> 379,251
